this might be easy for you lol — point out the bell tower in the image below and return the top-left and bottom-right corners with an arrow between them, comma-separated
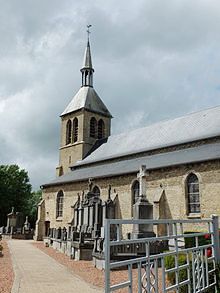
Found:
56,27 -> 112,176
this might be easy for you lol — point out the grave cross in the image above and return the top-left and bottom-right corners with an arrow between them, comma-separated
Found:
88,178 -> 93,192
108,185 -> 111,200
137,165 -> 147,198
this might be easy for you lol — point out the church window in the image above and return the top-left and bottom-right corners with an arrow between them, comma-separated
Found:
186,173 -> 200,214
131,180 -> 139,216
66,120 -> 72,144
90,117 -> 97,138
73,118 -> 78,142
56,190 -> 64,218
92,186 -> 100,197
98,119 -> 105,139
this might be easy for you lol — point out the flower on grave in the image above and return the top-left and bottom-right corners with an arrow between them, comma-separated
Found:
204,233 -> 211,240
207,247 -> 212,258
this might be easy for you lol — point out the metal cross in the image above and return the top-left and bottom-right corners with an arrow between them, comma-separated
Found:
87,24 -> 92,40
108,184 -> 111,200
137,165 -> 146,197
88,178 -> 93,191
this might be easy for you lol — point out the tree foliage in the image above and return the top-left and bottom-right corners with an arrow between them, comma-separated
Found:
28,190 -> 42,227
0,164 -> 41,227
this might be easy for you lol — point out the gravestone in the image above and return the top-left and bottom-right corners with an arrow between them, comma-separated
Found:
132,165 -> 155,239
23,216 -> 30,233
6,207 -> 24,234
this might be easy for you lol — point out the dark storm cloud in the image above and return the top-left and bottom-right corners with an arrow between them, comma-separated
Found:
0,0 -> 220,189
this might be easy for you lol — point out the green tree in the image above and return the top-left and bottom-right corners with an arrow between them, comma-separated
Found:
0,164 -> 32,226
27,190 -> 42,227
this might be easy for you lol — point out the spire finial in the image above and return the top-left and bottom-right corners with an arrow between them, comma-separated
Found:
81,25 -> 94,87
87,24 -> 92,41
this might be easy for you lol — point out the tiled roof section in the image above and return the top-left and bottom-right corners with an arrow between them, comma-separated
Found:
61,87 -> 112,117
74,105 -> 220,166
42,142 -> 220,187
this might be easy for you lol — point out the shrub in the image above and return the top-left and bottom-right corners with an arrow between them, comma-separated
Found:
184,231 -> 211,248
165,253 -> 188,293
165,253 -> 219,293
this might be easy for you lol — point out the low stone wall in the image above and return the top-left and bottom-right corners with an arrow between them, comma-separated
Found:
43,238 -> 73,258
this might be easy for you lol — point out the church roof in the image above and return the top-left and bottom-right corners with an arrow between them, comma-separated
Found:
74,105 -> 220,167
61,86 -> 112,117
81,41 -> 93,69
43,142 -> 220,187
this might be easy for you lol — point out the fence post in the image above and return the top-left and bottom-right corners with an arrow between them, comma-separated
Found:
105,219 -> 110,293
212,215 -> 220,263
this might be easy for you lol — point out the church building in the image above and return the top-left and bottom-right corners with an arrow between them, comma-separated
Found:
35,36 -> 220,240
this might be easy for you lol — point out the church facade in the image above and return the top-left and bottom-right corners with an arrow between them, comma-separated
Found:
35,38 -> 220,240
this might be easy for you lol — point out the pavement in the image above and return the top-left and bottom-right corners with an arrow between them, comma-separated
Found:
8,240 -> 103,293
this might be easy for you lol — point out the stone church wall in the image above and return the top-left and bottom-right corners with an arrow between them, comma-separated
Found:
41,159 -> 220,236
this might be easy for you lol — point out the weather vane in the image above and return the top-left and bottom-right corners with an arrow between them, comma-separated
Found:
87,24 -> 92,40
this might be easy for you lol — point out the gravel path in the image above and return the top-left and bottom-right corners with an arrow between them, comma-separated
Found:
8,240 -> 103,293
34,242 -> 174,293
0,240 -> 14,293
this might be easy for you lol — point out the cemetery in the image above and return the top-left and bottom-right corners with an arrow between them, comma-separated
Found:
42,167 -> 167,269
0,207 -> 34,240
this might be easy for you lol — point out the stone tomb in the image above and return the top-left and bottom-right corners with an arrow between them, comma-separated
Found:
0,208 -> 33,239
6,207 -> 24,234
70,183 -> 116,261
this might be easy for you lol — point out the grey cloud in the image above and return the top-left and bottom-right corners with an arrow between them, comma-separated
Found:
0,0 -> 220,190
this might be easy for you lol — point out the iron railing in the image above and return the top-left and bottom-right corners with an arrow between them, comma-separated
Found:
105,216 -> 220,293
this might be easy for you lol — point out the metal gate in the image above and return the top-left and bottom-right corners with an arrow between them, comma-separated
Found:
105,216 -> 220,292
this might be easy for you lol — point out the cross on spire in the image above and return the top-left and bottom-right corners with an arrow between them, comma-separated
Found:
87,24 -> 92,41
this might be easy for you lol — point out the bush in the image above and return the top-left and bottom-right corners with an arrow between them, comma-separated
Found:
184,231 -> 211,248
165,253 -> 219,293
165,253 -> 188,293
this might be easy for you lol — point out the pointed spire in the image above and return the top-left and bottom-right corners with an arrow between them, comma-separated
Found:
82,40 -> 93,69
80,25 -> 94,87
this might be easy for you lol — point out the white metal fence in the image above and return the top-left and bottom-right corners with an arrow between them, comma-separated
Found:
104,216 -> 220,293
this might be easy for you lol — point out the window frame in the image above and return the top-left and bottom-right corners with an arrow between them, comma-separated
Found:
90,117 -> 97,138
72,117 -> 78,143
66,120 -> 72,145
186,173 -> 201,215
98,119 -> 105,139
56,190 -> 64,218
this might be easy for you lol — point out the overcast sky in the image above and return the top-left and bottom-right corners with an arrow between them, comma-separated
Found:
1,0 -> 220,190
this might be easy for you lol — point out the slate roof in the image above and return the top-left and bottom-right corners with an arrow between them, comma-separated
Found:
42,142 -> 220,187
81,41 -> 93,69
61,87 -> 112,117
74,105 -> 220,167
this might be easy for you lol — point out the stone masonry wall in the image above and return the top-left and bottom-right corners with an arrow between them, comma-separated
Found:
41,159 -> 220,236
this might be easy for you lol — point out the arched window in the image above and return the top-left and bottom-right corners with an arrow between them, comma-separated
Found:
186,173 -> 200,214
72,118 -> 78,143
92,186 -> 100,197
98,119 -> 105,139
66,120 -> 72,144
90,117 -> 97,138
56,190 -> 64,218
131,180 -> 139,216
